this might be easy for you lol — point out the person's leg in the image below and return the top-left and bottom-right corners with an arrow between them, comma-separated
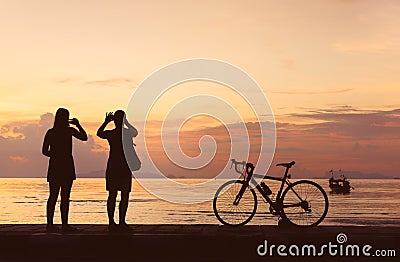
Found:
107,190 -> 118,225
46,182 -> 60,226
119,191 -> 130,225
60,181 -> 73,226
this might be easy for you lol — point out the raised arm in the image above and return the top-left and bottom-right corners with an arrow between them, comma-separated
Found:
70,118 -> 88,141
42,130 -> 52,157
97,112 -> 113,139
124,116 -> 138,137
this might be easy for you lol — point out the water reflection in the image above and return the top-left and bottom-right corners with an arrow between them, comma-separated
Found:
0,178 -> 399,226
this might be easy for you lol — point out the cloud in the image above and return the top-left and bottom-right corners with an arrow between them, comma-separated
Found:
9,156 -> 28,163
297,105 -> 366,113
55,77 -> 137,88
274,107 -> 400,176
289,108 -> 400,140
271,88 -> 353,95
84,78 -> 136,88
163,107 -> 400,178
2,107 -> 399,179
55,77 -> 81,84
0,125 -> 10,135
0,113 -> 108,177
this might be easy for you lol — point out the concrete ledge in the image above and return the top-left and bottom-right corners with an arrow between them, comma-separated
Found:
0,225 -> 398,261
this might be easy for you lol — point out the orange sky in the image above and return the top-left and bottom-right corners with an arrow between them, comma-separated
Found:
0,0 -> 399,178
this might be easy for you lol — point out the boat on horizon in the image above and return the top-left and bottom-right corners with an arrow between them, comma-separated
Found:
328,169 -> 354,194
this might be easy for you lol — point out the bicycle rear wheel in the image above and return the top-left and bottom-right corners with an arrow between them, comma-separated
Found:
281,180 -> 328,227
213,180 -> 257,226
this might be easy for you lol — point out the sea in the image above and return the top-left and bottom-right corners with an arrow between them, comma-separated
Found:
0,178 -> 399,226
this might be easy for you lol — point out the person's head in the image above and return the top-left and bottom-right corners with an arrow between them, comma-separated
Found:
54,108 -> 69,129
113,110 -> 125,127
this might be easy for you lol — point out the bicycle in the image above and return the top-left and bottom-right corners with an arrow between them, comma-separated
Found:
213,159 -> 329,226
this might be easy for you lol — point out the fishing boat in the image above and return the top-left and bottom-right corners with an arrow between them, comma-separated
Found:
328,170 -> 353,194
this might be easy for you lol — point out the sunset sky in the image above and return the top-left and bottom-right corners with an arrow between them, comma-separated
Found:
1,0 -> 399,178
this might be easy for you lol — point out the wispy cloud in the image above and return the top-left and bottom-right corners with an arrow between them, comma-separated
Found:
55,77 -> 137,88
293,105 -> 373,114
84,78 -> 136,88
55,77 -> 81,84
9,155 -> 28,163
271,88 -> 353,95
289,108 -> 400,139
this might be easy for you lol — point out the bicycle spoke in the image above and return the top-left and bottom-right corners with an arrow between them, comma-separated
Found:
213,180 -> 257,226
282,180 -> 328,226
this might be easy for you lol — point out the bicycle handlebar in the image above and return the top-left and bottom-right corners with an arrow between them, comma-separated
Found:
230,159 -> 296,182
231,159 -> 256,181
230,159 -> 247,174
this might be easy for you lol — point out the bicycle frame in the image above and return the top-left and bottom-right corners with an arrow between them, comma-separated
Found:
235,161 -> 305,212
251,175 -> 289,206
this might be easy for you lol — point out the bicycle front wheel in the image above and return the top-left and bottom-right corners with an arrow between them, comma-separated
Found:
213,180 -> 257,226
281,180 -> 328,227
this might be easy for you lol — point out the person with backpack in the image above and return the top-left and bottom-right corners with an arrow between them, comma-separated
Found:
97,110 -> 139,231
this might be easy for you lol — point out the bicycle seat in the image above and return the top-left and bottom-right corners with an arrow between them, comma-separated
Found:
276,161 -> 296,168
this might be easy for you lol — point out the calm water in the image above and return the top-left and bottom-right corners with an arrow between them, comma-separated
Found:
0,178 -> 399,226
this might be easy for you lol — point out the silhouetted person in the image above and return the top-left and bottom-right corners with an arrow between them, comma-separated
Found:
97,110 -> 138,231
42,108 -> 88,233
